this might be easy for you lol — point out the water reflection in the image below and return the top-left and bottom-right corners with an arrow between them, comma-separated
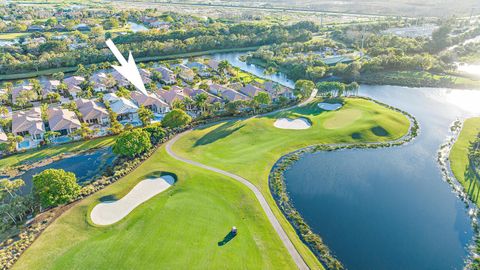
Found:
284,85 -> 480,270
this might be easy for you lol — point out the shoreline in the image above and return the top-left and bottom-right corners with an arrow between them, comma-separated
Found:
268,97 -> 419,269
440,119 -> 480,269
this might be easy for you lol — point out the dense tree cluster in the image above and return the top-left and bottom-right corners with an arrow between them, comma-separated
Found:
0,21 -> 315,75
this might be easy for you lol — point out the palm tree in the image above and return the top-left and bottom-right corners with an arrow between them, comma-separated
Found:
194,93 -> 208,113
43,131 -> 61,145
6,134 -> 22,153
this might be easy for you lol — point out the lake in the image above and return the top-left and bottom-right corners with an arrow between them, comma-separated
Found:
12,147 -> 116,194
212,52 -> 480,269
284,86 -> 480,270
128,21 -> 149,32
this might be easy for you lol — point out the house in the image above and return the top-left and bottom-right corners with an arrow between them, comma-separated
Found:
239,84 -> 268,98
91,72 -> 110,92
139,68 -> 152,85
263,81 -> 295,100
208,83 -> 234,95
27,25 -> 45,32
228,82 -> 243,91
43,80 -> 61,94
12,85 -> 35,104
0,128 -> 8,144
68,43 -> 88,50
103,93 -> 139,123
52,24 -> 66,31
75,98 -> 110,126
75,23 -> 91,31
47,107 -> 81,136
150,21 -> 170,30
186,62 -> 211,77
207,59 -> 220,71
64,76 -> 85,98
22,37 -> 46,45
154,66 -> 176,85
183,88 -> 223,104
220,89 -> 250,102
157,86 -> 190,106
110,71 -> 130,88
130,91 -> 169,114
177,64 -> 195,83
12,107 -> 45,140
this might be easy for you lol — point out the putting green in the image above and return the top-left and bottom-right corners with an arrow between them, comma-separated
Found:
13,97 -> 410,270
323,108 -> 363,129
173,98 -> 410,189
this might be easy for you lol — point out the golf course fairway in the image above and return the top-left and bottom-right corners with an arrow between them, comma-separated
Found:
450,117 -> 480,205
13,97 -> 410,270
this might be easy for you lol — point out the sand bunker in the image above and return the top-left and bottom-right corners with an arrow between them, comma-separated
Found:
274,118 -> 311,130
318,103 -> 342,111
90,175 -> 175,225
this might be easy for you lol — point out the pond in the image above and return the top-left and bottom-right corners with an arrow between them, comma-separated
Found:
284,86 -> 480,270
13,147 -> 116,194
127,21 -> 149,32
212,52 -> 480,269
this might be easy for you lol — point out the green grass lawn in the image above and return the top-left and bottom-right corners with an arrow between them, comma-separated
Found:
0,136 -> 115,170
12,98 -> 409,270
171,97 -> 410,268
0,32 -> 31,40
450,117 -> 480,204
13,146 -> 297,270
173,98 -> 410,189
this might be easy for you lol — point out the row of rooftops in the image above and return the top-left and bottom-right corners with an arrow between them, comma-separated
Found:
11,106 -> 81,137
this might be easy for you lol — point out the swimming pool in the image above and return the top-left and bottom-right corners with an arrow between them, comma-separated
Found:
52,136 -> 72,144
17,140 -> 30,149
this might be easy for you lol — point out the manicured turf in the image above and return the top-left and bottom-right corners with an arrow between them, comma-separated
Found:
0,32 -> 30,40
0,136 -> 116,170
173,98 -> 410,189
13,98 -> 409,270
13,146 -> 297,270
171,97 -> 410,269
450,117 -> 480,204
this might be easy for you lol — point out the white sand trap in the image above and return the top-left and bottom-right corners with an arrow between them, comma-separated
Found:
318,103 -> 342,111
90,175 -> 175,225
274,118 -> 311,130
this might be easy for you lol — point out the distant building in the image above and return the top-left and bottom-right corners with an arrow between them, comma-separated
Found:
154,66 -> 176,85
27,25 -> 45,32
64,76 -> 85,98
12,84 -> 35,104
75,23 -> 91,31
239,84 -> 267,98
220,89 -> 249,102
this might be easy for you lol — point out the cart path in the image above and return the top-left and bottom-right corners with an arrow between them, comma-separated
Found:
165,133 -> 309,270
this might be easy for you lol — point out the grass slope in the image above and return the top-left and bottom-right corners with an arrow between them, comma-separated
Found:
13,146 -> 297,270
0,136 -> 115,170
173,98 -> 410,189
13,98 -> 409,270
450,117 -> 480,204
172,97 -> 410,268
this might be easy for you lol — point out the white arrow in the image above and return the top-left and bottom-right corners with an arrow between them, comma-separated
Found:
105,39 -> 147,95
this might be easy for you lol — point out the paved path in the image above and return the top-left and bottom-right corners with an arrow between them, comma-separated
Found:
164,91 -> 318,269
165,134 -> 309,270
